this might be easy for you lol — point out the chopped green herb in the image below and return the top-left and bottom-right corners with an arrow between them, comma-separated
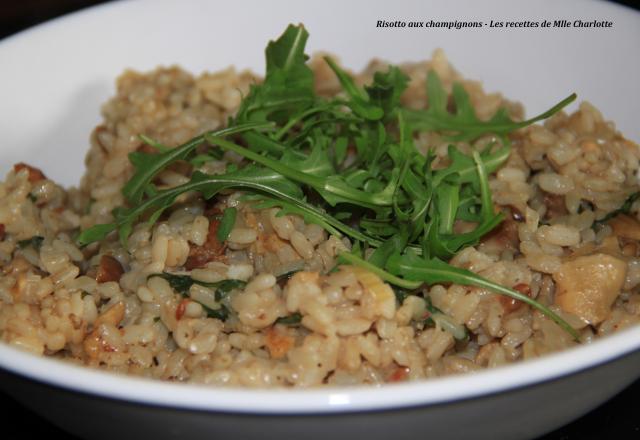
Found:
393,288 -> 411,305
392,288 -> 468,340
276,269 -> 301,284
202,303 -> 230,321
594,191 -> 640,227
148,273 -> 245,322
212,279 -> 247,301
275,313 -> 303,326
148,272 -> 244,296
420,297 -> 467,340
17,236 -> 44,250
216,207 -> 237,242
422,296 -> 439,327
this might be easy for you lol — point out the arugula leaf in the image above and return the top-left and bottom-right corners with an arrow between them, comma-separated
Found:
364,65 -> 409,119
216,207 -> 237,242
418,144 -> 506,260
123,122 -> 272,204
433,143 -> 510,189
404,70 -> 576,142
338,251 -> 421,290
78,166 -> 304,246
323,56 -> 384,120
386,251 -> 580,340
236,24 -> 315,123
206,134 -> 400,209
368,230 -> 408,269
435,181 -> 460,234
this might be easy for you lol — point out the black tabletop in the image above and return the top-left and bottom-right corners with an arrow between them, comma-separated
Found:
0,1 -> 639,439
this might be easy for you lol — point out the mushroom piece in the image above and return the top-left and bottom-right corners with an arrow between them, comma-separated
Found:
553,253 -> 627,325
609,214 -> 640,241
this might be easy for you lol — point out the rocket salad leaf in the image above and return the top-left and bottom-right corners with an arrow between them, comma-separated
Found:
404,71 -> 576,142
123,122 -> 273,205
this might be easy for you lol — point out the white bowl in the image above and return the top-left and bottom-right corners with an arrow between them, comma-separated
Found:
0,1 -> 639,439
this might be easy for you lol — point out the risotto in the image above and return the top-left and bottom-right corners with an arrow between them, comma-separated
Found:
0,25 -> 639,387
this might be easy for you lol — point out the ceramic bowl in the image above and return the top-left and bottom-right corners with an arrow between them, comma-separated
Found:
0,1 -> 638,439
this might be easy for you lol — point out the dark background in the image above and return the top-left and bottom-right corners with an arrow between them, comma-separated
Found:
0,1 -> 638,439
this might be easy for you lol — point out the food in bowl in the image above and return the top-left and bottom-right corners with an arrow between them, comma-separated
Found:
0,24 -> 638,387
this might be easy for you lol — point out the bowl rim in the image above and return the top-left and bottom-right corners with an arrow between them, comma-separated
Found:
1,0 -> 640,416
1,325 -> 639,414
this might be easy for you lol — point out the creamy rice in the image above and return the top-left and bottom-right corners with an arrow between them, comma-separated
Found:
0,49 -> 639,387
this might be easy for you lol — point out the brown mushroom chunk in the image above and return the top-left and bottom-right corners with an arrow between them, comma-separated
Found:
13,162 -> 46,182
185,219 -> 225,270
552,253 -> 627,325
542,192 -> 567,220
83,302 -> 126,360
609,214 -> 640,241
95,255 -> 124,283
265,326 -> 295,359
499,283 -> 531,313
480,217 -> 520,252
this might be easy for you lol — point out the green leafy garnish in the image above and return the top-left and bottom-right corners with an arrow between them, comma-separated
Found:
423,297 -> 468,341
404,71 -> 576,142
385,251 -> 580,340
202,304 -> 231,321
216,207 -> 237,242
123,122 -> 273,205
77,24 -> 579,340
338,251 -> 421,290
77,167 -> 304,246
148,272 -> 245,296
275,313 -> 303,326
148,273 -> 246,322
594,191 -> 640,227
236,24 -> 315,124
